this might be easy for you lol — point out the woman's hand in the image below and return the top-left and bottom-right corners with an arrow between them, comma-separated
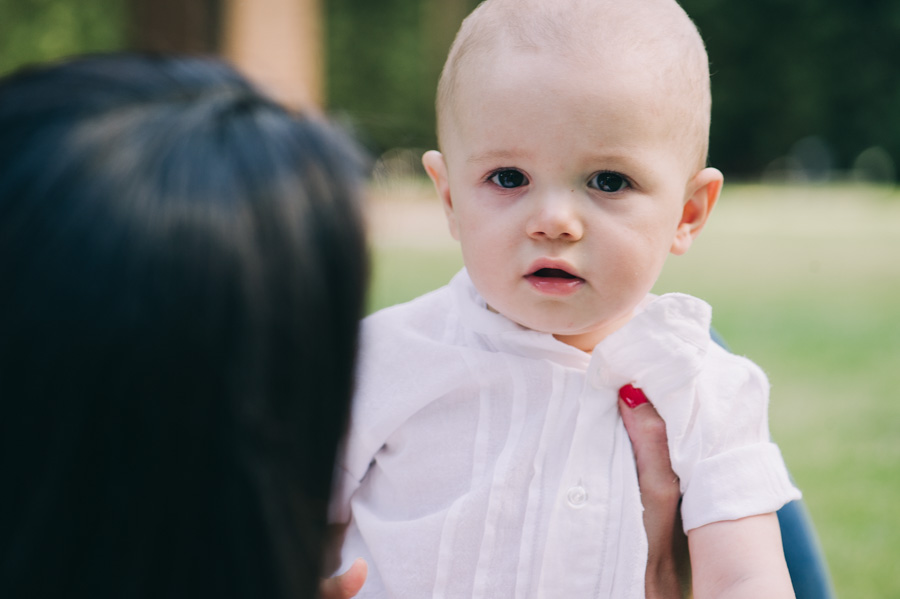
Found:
619,385 -> 690,599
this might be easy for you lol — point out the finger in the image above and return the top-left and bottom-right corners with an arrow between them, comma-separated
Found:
619,383 -> 649,408
319,558 -> 368,599
618,391 -> 679,497
619,397 -> 670,468
619,387 -> 691,592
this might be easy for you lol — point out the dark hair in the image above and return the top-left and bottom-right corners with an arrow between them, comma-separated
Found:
0,54 -> 368,598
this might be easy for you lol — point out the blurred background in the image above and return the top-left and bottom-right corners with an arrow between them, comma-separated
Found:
2,0 -> 898,596
2,0 -> 899,182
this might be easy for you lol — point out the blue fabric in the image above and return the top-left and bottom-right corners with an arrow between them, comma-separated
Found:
711,328 -> 835,598
778,500 -> 836,599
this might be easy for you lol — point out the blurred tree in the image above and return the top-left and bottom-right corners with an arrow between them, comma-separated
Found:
223,0 -> 324,110
683,0 -> 900,178
0,0 -> 126,76
1,0 -> 898,180
324,0 -> 478,154
129,0 -> 323,110
323,0 -> 900,181
129,0 -> 220,53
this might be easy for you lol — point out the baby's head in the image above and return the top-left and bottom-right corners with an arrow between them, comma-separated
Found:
437,0 -> 713,172
424,0 -> 724,352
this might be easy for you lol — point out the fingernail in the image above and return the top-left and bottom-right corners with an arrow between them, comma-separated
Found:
619,383 -> 648,408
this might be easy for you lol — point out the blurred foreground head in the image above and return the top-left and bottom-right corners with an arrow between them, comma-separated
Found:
0,54 -> 368,598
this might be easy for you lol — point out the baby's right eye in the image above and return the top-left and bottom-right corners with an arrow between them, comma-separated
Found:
489,169 -> 528,189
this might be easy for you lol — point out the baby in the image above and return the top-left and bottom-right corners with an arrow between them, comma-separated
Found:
332,0 -> 801,596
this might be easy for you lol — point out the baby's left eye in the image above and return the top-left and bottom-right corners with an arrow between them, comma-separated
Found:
589,172 -> 630,193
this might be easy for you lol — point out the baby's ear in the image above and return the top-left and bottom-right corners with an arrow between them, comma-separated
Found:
422,150 -> 460,240
670,167 -> 723,256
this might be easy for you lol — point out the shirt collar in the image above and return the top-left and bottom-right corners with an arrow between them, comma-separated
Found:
448,268 -> 712,383
449,268 -> 593,369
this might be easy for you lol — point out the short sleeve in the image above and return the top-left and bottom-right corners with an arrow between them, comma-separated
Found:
593,293 -> 801,532
674,348 -> 799,530
681,440 -> 800,531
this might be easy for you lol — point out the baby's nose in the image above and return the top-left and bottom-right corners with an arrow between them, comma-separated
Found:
526,192 -> 584,241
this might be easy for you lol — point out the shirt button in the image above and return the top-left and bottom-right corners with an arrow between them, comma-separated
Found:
566,485 -> 588,508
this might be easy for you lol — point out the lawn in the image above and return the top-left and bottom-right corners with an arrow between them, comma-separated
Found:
366,181 -> 900,598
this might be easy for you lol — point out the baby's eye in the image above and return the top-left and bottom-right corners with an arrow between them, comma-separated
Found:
589,172 -> 630,193
489,169 -> 528,189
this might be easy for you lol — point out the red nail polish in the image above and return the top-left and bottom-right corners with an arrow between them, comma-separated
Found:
619,383 -> 648,408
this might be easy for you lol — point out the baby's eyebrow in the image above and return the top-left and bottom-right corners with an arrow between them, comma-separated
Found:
466,149 -> 529,164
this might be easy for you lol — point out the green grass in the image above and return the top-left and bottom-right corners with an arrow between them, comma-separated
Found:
367,246 -> 463,312
366,182 -> 900,598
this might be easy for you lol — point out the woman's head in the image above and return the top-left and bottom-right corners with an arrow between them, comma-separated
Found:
0,54 -> 367,598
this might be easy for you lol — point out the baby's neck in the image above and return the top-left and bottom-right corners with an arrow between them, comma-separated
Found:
552,311 -> 635,354
485,303 -> 637,354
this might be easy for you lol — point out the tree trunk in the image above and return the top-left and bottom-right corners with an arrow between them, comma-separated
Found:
223,0 -> 323,111
129,0 -> 221,53
127,0 -> 323,111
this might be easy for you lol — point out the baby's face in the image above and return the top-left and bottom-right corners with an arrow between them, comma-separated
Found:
428,46 -> 718,351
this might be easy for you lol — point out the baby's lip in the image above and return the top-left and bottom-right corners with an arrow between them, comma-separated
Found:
525,259 -> 584,281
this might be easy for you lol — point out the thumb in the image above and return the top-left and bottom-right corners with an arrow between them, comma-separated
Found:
319,558 -> 368,599
618,386 -> 678,494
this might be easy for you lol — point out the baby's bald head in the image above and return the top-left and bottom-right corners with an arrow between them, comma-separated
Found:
436,0 -> 713,171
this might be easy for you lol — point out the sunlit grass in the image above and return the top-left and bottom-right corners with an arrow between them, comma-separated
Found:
656,184 -> 900,598
365,181 -> 900,598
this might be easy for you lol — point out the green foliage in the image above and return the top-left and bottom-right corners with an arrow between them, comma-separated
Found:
325,0 -> 479,154
3,0 -> 898,179
325,0 -> 900,180
682,0 -> 900,177
0,0 -> 126,76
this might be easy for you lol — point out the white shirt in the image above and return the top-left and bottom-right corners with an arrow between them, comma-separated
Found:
332,269 -> 800,598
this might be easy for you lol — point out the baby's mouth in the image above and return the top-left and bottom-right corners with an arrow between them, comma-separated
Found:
525,265 -> 585,296
530,268 -> 583,281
